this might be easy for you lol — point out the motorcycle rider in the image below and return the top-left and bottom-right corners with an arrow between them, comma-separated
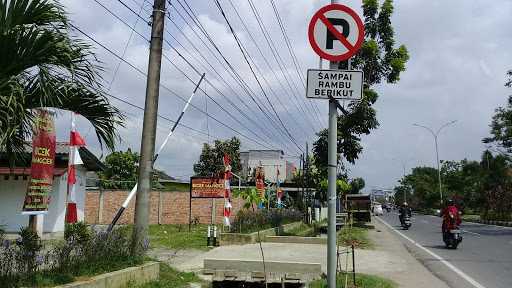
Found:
399,202 -> 412,225
442,199 -> 461,235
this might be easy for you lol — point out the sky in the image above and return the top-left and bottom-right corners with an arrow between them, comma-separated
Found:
57,0 -> 512,190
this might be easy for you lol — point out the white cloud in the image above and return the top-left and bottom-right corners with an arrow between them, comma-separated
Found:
56,0 -> 512,189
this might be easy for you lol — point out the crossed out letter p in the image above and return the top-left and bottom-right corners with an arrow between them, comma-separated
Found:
326,18 -> 349,49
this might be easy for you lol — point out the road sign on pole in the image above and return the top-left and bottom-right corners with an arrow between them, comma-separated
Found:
308,4 -> 364,62
306,69 -> 363,100
308,3 -> 365,288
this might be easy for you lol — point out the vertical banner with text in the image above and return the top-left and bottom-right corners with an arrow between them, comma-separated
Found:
22,109 -> 56,215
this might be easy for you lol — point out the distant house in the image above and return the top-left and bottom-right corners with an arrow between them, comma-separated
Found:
0,143 -> 104,235
240,150 -> 296,183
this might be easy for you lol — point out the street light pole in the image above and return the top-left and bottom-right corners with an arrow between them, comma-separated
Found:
392,157 -> 410,203
434,135 -> 442,205
413,120 -> 457,207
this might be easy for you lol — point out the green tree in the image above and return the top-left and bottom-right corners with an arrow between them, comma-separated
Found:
505,69 -> 511,88
0,0 -> 122,161
480,151 -> 512,220
483,96 -> 512,153
234,188 -> 265,211
338,0 -> 409,163
483,71 -> 512,153
349,177 -> 366,194
99,149 -> 139,189
393,183 -> 412,206
398,167 -> 439,209
193,137 -> 241,177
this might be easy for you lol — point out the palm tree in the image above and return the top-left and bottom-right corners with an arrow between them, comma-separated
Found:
0,0 -> 123,161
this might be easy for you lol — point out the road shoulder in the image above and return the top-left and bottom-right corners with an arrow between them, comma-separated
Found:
370,216 -> 450,288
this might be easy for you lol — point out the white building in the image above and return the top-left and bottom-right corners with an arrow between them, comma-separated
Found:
0,143 -> 104,235
240,150 -> 296,183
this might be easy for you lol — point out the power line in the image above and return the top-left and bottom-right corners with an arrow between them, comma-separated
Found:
169,0 -> 296,147
116,0 -> 149,24
213,0 -> 303,153
223,0 -> 318,137
106,0 -> 144,91
90,0 -> 282,151
69,23 -> 276,150
267,0 -> 325,127
245,0 -> 325,130
163,18 -> 286,149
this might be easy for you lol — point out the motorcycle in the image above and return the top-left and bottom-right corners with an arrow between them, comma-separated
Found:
443,213 -> 462,249
401,215 -> 412,230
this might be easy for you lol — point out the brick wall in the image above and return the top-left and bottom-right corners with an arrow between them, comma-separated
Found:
85,190 -> 245,225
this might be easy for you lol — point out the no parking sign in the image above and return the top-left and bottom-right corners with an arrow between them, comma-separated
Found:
308,4 -> 365,62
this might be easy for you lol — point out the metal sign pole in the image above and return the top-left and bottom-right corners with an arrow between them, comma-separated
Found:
307,2 -> 364,286
327,60 -> 338,288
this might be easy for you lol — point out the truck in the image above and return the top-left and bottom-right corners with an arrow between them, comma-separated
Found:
345,194 -> 372,222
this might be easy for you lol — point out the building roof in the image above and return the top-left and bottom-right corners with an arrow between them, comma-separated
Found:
0,142 -> 105,175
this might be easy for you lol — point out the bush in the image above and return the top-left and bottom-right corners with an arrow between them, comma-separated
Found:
230,208 -> 302,233
0,226 -> 5,242
0,222 -> 145,287
481,210 -> 512,222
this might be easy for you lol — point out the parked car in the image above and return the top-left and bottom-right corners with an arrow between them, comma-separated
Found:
373,204 -> 384,216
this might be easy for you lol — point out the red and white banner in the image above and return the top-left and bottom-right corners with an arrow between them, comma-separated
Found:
223,154 -> 232,226
66,113 -> 85,223
22,109 -> 56,215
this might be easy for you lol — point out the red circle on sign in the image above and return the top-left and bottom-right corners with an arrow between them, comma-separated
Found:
308,4 -> 365,62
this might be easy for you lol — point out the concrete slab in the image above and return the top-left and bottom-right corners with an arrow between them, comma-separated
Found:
150,218 -> 450,287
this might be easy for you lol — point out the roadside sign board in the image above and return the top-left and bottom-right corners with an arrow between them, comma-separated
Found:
190,177 -> 225,198
308,4 -> 364,62
306,69 -> 363,100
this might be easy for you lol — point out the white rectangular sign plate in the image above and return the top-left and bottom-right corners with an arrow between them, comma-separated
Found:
306,69 -> 363,100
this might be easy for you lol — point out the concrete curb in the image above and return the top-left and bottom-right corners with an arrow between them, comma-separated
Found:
219,222 -> 302,245
53,262 -> 159,288
265,236 -> 327,245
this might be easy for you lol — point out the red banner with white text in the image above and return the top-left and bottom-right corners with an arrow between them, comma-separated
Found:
22,109 -> 56,215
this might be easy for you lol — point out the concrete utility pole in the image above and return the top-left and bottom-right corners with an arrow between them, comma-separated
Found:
131,0 -> 166,255
413,120 -> 457,207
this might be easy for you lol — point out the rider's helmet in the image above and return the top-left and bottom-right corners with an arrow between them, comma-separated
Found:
447,199 -> 454,206
403,202 -> 408,207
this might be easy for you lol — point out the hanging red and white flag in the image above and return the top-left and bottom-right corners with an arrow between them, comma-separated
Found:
223,154 -> 232,226
66,113 -> 85,223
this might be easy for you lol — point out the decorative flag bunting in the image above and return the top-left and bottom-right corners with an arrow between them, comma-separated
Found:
66,113 -> 85,223
223,154 -> 232,226
255,165 -> 266,208
277,168 -> 283,208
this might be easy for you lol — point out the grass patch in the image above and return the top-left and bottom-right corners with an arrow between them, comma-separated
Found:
462,214 -> 480,221
280,223 -> 318,237
309,272 -> 397,288
129,262 -> 203,288
149,224 -> 210,250
160,182 -> 190,192
338,223 -> 374,249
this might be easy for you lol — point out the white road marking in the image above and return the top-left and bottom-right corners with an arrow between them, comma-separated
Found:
465,221 -> 512,230
462,230 -> 481,236
376,217 -> 487,288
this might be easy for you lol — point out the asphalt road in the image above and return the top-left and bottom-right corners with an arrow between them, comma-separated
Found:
377,212 -> 512,288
